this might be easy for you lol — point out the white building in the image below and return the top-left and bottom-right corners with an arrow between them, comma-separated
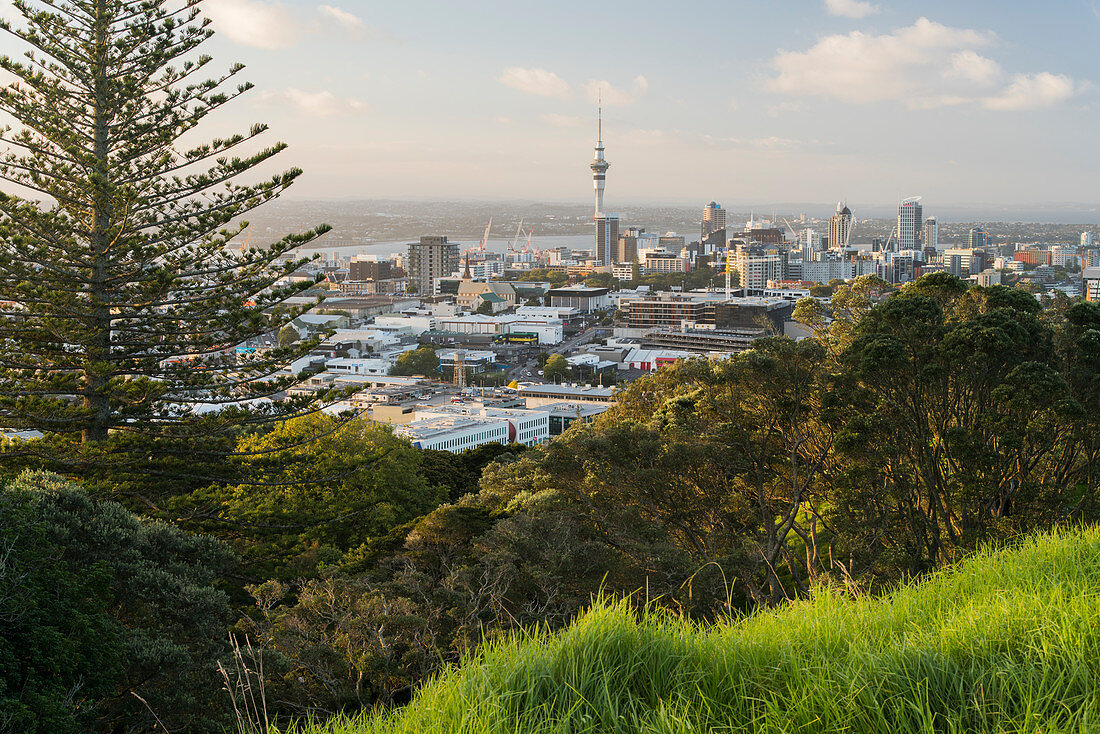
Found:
325,357 -> 392,376
1051,245 -> 1079,268
436,313 -> 564,345
1084,267 -> 1100,302
395,416 -> 512,452
396,405 -> 550,452
373,314 -> 435,334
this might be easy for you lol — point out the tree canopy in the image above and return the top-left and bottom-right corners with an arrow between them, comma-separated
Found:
0,0 -> 330,470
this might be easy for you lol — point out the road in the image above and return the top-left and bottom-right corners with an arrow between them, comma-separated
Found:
503,326 -> 600,381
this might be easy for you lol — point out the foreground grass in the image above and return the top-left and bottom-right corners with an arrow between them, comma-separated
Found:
285,528 -> 1100,733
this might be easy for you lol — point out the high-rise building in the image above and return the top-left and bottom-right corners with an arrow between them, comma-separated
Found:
702,201 -> 726,240
1082,232 -> 1093,248
828,201 -> 852,250
897,197 -> 923,251
734,244 -> 787,294
923,217 -> 938,251
968,227 -> 989,249
595,215 -> 619,267
407,235 -> 459,294
617,227 -> 643,264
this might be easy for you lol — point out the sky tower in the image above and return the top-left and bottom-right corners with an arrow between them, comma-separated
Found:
590,96 -> 618,265
590,94 -> 609,216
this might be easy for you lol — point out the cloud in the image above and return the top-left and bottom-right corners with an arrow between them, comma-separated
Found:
767,17 -> 1079,111
584,75 -> 649,106
263,88 -> 365,116
946,50 -> 1001,85
541,113 -> 585,128
708,135 -> 820,151
318,4 -> 362,29
983,73 -> 1077,110
203,0 -> 300,49
317,4 -> 373,38
824,0 -> 878,19
498,67 -> 571,99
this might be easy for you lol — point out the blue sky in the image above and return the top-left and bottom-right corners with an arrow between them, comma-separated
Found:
2,0 -> 1099,209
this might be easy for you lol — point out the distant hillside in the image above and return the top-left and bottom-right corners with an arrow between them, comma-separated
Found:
284,527 -> 1100,734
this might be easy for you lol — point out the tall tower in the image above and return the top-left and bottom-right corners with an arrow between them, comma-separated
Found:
590,96 -> 609,217
590,96 -> 619,265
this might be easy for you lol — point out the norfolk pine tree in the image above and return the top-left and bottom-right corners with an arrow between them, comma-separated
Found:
0,0 -> 335,478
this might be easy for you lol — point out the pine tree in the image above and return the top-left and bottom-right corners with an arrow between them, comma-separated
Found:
0,0 -> 333,473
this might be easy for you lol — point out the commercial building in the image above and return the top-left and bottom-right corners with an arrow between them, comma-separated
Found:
399,405 -> 551,451
1014,248 -> 1052,267
644,251 -> 690,273
734,244 -> 787,293
968,227 -> 989,249
542,402 -> 610,435
547,286 -> 611,313
828,202 -> 852,250
349,257 -> 393,282
408,236 -> 460,295
1084,267 -> 1100,302
702,201 -> 726,241
923,217 -> 938,251
517,383 -> 615,407
897,197 -> 923,251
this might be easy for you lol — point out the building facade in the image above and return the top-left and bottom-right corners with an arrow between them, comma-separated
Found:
897,198 -> 923,251
828,202 -> 852,250
408,236 -> 460,295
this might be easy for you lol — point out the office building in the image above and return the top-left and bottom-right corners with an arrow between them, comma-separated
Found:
897,197 -> 923,251
828,201 -> 852,250
1082,232 -> 1093,248
349,257 -> 393,282
596,214 -> 620,266
968,227 -> 989,249
734,244 -> 787,293
1084,267 -> 1100,302
923,217 -> 938,251
702,201 -> 727,240
407,236 -> 460,295
617,227 -> 643,264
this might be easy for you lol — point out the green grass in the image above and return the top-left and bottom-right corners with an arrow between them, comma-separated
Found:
283,527 -> 1100,733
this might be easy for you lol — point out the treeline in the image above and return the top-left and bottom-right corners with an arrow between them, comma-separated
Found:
4,273 -> 1100,731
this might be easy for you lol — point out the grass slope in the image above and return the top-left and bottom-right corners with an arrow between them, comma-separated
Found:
288,528 -> 1100,734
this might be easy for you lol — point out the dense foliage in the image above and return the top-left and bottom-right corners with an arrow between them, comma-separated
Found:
0,470 -> 234,733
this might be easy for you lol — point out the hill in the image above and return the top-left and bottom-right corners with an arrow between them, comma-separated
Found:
281,527 -> 1100,734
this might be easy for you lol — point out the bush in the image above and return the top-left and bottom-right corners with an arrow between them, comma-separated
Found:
0,471 -> 236,733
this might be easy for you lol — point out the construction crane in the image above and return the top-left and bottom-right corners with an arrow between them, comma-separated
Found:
508,219 -> 525,252
478,218 -> 492,252
782,218 -> 798,242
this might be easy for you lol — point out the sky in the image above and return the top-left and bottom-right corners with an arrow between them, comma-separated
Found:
1,0 -> 1099,210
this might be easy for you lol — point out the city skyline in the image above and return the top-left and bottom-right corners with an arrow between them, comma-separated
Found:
0,0 -> 1096,207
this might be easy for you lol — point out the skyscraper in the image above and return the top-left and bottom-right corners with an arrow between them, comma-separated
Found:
590,99 -> 619,265
828,201 -> 852,250
407,235 -> 459,294
702,201 -> 726,240
897,197 -> 923,251
968,227 -> 989,249
923,217 -> 938,251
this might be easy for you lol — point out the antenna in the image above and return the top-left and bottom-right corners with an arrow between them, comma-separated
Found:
597,89 -> 602,142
